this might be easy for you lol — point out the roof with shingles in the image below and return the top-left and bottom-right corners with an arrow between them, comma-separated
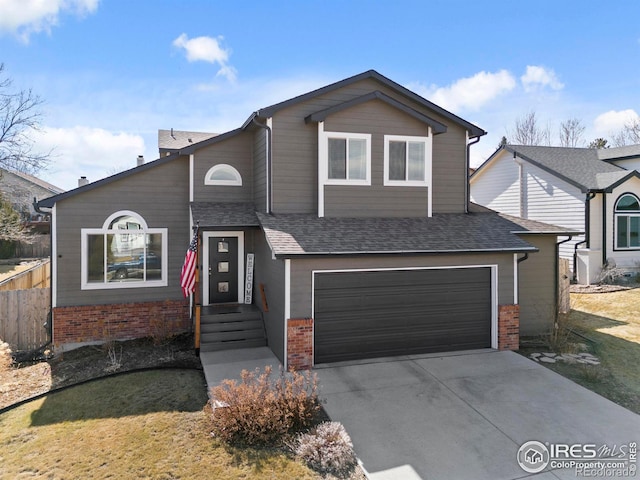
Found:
158,129 -> 217,151
255,211 -> 574,257
494,145 -> 629,192
190,202 -> 259,227
597,144 -> 640,161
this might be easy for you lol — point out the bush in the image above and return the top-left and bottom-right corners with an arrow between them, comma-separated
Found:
295,421 -> 358,477
0,340 -> 13,372
209,366 -> 320,446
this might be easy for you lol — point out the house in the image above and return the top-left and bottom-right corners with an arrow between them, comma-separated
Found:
37,70 -> 574,369
0,167 -> 64,232
470,144 -> 640,285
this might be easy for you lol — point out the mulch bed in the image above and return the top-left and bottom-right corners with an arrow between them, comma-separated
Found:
0,334 -> 201,410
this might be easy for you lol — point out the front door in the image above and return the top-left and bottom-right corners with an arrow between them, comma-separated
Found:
209,236 -> 239,303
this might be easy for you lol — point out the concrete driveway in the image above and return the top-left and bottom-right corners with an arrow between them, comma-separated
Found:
316,350 -> 640,480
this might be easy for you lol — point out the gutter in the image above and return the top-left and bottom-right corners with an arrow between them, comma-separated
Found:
466,135 -> 481,214
251,117 -> 273,214
270,246 -> 539,259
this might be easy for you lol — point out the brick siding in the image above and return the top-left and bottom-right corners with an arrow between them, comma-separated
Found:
53,299 -> 190,348
287,318 -> 313,370
498,304 -> 520,351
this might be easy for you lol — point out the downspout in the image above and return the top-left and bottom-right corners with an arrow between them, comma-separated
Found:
602,193 -> 607,267
573,192 -> 595,282
252,117 -> 273,214
514,252 -> 529,306
556,236 -> 574,324
466,135 -> 481,213
33,197 -> 54,343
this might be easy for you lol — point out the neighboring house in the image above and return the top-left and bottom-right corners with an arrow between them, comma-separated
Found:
158,129 -> 216,157
470,144 -> 640,284
37,70 -> 574,368
1,167 -> 64,232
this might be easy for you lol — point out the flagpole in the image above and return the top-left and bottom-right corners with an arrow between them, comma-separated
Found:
194,224 -> 201,356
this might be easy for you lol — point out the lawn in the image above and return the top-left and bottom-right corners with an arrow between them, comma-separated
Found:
0,369 -> 317,479
531,288 -> 640,414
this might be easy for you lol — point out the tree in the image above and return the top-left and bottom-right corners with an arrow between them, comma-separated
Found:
559,118 -> 585,147
510,111 -> 551,146
0,63 -> 50,174
498,136 -> 508,148
588,138 -> 609,149
0,192 -> 31,242
612,119 -> 640,147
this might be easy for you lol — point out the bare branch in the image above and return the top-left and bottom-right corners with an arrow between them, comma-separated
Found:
510,111 -> 551,146
559,118 -> 586,147
0,63 -> 49,174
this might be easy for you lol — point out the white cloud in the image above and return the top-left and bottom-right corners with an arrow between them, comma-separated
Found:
521,65 -> 564,92
409,70 -> 516,112
593,109 -> 640,136
0,0 -> 99,42
172,33 -> 237,82
32,126 -> 145,191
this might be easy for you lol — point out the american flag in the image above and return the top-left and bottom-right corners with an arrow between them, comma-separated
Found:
180,228 -> 198,298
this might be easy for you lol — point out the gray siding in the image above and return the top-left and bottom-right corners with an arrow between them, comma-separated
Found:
289,253 -> 515,319
517,234 -> 557,336
193,132 -> 253,203
270,77 -> 469,216
432,124 -> 468,213
323,100 -> 429,217
55,157 -> 190,306
253,128 -> 267,212
253,231 -> 285,362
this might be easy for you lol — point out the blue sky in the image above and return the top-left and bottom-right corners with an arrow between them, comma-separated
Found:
1,0 -> 639,190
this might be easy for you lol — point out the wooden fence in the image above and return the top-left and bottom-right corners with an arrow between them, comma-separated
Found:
0,260 -> 50,291
14,235 -> 51,258
0,288 -> 50,351
558,258 -> 570,314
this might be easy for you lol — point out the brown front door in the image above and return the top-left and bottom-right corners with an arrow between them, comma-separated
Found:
209,236 -> 239,303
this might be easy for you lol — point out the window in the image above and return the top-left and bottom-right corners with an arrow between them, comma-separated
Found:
614,193 -> 640,249
81,211 -> 168,289
384,135 -> 432,186
205,164 -> 242,186
322,132 -> 371,185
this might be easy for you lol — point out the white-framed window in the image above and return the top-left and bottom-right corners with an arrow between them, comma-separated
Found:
81,210 -> 168,289
614,193 -> 640,250
205,164 -> 242,186
322,131 -> 371,185
383,134 -> 432,187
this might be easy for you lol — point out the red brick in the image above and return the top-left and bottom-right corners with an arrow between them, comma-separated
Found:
287,318 -> 313,370
53,299 -> 190,349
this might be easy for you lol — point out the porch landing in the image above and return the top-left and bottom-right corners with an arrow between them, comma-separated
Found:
200,347 -> 281,391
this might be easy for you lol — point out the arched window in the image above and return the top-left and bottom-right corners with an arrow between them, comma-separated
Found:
81,210 -> 167,289
614,193 -> 640,249
205,164 -> 242,186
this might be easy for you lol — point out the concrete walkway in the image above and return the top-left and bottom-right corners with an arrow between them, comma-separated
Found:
200,347 -> 281,391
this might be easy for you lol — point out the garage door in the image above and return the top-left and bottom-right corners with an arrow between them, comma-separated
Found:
314,267 -> 492,363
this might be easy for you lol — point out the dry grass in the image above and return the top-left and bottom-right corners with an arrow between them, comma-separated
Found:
0,370 -> 317,479
0,261 -> 39,282
550,289 -> 640,413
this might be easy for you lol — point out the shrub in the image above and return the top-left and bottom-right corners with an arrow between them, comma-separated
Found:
295,421 -> 358,477
0,340 -> 13,371
209,366 -> 320,446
